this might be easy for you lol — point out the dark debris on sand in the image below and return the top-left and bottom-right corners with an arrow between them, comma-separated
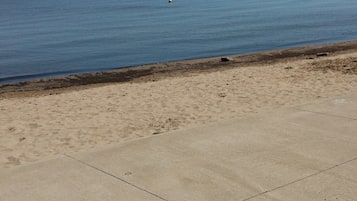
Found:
308,57 -> 357,74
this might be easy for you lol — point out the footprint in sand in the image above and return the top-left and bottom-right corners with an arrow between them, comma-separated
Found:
28,123 -> 41,129
218,92 -> 227,97
8,127 -> 16,132
6,156 -> 21,166
19,137 -> 26,142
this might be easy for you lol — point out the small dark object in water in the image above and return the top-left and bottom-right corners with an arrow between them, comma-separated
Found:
316,52 -> 329,57
221,57 -> 232,62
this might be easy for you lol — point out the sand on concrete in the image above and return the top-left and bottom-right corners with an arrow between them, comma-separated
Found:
1,43 -> 357,168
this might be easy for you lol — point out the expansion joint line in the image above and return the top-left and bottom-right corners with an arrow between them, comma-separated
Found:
295,108 -> 357,121
242,156 -> 357,201
64,154 -> 169,201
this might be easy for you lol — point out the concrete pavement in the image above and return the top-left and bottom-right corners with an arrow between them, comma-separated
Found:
1,94 -> 357,201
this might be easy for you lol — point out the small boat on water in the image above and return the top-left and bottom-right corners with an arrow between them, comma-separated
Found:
168,0 -> 172,3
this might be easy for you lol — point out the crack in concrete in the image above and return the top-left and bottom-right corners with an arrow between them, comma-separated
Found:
295,108 -> 357,121
64,154 -> 169,201
242,156 -> 357,201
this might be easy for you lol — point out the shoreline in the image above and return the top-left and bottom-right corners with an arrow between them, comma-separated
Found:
1,41 -> 357,168
1,40 -> 357,97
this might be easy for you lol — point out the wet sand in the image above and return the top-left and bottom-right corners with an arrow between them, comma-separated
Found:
1,41 -> 357,168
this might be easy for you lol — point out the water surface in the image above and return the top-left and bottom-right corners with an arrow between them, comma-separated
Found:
1,0 -> 357,83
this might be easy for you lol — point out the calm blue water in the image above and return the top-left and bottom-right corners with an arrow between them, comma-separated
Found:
1,0 -> 357,84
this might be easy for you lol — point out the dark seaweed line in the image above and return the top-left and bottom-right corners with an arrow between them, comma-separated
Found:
1,40 -> 357,94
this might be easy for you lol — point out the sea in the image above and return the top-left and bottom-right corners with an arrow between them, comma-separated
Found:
1,0 -> 357,84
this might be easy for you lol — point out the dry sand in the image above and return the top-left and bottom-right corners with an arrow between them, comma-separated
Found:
1,43 -> 357,168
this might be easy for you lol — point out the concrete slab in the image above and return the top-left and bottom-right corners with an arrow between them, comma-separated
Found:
296,93 -> 357,120
72,108 -> 357,201
249,160 -> 357,201
248,109 -> 357,165
0,156 -> 163,201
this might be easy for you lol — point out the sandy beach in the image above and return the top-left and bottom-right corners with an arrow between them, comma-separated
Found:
1,41 -> 357,169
